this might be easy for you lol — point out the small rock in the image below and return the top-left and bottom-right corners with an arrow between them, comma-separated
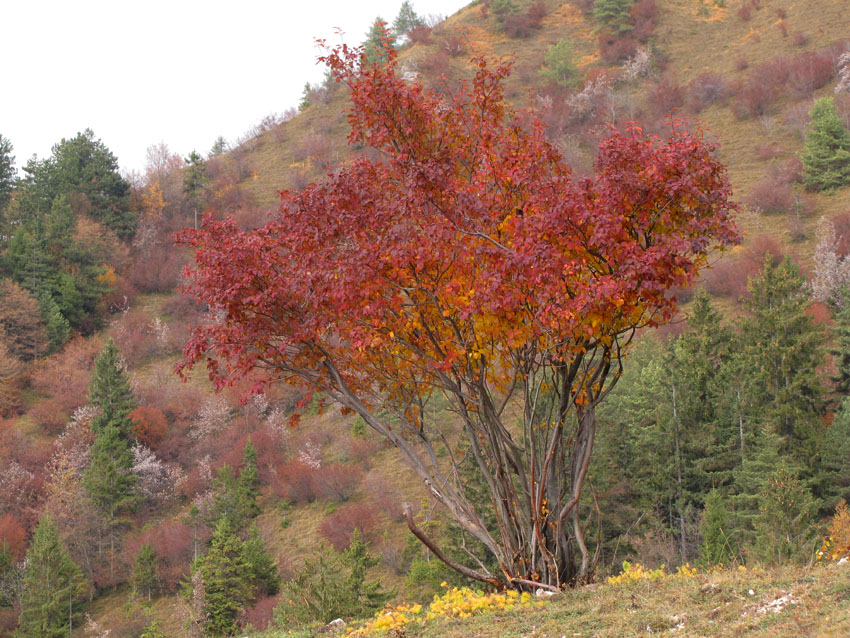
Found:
317,618 -> 346,633
536,587 -> 556,597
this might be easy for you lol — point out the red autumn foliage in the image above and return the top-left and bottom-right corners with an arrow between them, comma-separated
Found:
319,502 -> 382,551
176,41 -> 738,588
745,175 -> 795,214
27,398 -> 69,435
629,0 -> 658,41
408,24 -> 432,45
274,461 -> 319,504
645,74 -> 685,119
240,595 -> 279,631
131,406 -> 169,450
0,513 -> 27,559
129,241 -> 185,293
598,30 -> 638,64
125,520 -> 196,591
787,51 -> 834,98
313,463 -> 364,502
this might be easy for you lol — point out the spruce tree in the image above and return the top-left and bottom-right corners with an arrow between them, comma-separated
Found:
392,1 -> 424,40
17,516 -> 87,638
242,525 -> 279,597
89,339 -> 136,438
86,424 -> 137,516
237,440 -> 261,522
738,255 -> 826,458
132,543 -> 159,601
0,134 -> 16,216
38,293 -> 70,352
363,18 -> 396,64
820,396 -> 850,509
831,298 -> 850,397
802,97 -> 850,192
196,517 -> 251,636
699,489 -> 735,566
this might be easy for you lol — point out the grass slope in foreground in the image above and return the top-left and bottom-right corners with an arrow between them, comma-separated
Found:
257,562 -> 850,638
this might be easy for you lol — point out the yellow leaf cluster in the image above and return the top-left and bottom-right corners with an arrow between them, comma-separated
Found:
606,561 -> 698,586
347,585 -> 542,636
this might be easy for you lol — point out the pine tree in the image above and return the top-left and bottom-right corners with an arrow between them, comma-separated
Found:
593,0 -> 635,33
820,396 -> 850,510
183,151 -> 208,231
242,525 -> 279,597
17,516 -> 87,638
540,39 -> 579,87
802,97 -> 850,191
698,489 -> 735,566
38,292 -> 70,353
363,18 -> 396,65
831,298 -> 850,397
738,255 -> 826,458
392,1 -> 424,40
275,530 -> 392,627
132,543 -> 159,601
0,540 -> 20,608
0,134 -> 16,216
196,517 -> 251,636
86,424 -> 137,516
237,440 -> 261,522
89,339 -> 136,438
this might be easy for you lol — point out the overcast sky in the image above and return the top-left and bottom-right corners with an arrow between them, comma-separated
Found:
1,0 -> 469,176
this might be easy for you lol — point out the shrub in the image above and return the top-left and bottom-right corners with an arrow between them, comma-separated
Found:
319,503 -> 382,551
502,12 -> 533,38
0,513 -> 28,560
645,74 -> 684,118
30,336 -> 101,411
314,463 -> 364,502
274,461 -> 318,503
27,399 -> 68,435
744,175 -> 795,214
126,520 -> 196,591
686,73 -> 729,112
788,51 -> 834,98
526,1 -> 547,27
129,241 -> 185,293
131,406 -> 169,450
792,31 -> 809,47
440,31 -> 465,57
737,4 -> 751,20
241,595 -> 279,631
755,142 -> 783,160
408,24 -> 431,44
597,30 -> 638,64
629,0 -> 658,41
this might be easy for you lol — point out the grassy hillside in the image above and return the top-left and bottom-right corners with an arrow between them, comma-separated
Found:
253,562 -> 850,637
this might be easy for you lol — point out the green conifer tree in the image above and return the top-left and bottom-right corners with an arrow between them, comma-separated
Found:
85,424 -> 138,517
593,0 -> 635,33
38,293 -> 70,352
0,134 -> 16,217
820,396 -> 850,510
738,255 -> 826,459
17,516 -> 87,638
698,489 -> 735,566
132,543 -> 159,601
237,440 -> 261,522
802,97 -> 850,192
196,517 -> 251,636
392,0 -> 424,39
363,18 -> 397,64
89,339 -> 136,438
242,525 -> 279,597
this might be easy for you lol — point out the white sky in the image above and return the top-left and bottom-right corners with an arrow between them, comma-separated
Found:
1,0 -> 469,175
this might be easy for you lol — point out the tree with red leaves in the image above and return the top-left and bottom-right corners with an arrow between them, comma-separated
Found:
177,36 -> 738,589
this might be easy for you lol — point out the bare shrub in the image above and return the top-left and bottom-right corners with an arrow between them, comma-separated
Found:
737,4 -> 751,21
313,463 -> 364,502
745,175 -> 795,215
645,73 -> 684,118
318,503 -> 382,551
788,51 -> 834,98
686,73 -> 729,112
792,31 -> 809,47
